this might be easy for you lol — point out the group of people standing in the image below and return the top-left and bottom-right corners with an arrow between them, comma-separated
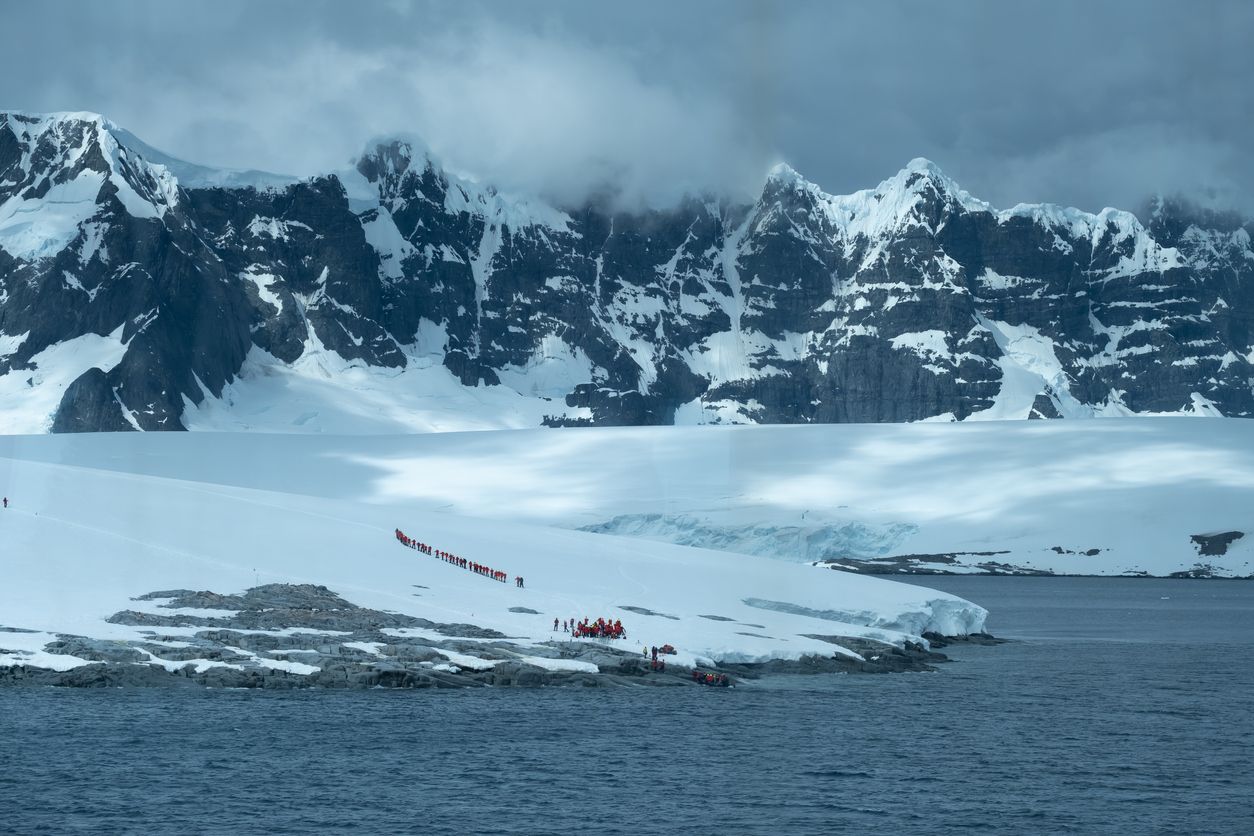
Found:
395,528 -> 510,584
556,617 -> 625,639
647,644 -> 673,672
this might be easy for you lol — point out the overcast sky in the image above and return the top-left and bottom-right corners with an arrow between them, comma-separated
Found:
1,0 -> 1250,214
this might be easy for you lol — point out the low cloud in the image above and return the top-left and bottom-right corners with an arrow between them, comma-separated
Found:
1,1 -> 1250,215
396,23 -> 767,208
0,7 -> 768,209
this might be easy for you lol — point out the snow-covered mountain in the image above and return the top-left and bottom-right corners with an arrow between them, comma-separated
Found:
2,111 -> 1252,433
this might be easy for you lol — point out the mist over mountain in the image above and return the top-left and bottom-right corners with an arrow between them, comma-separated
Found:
1,111 -> 1251,434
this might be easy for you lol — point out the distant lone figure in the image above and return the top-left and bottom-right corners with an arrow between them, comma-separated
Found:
553,618 -> 559,631
3,497 -> 6,508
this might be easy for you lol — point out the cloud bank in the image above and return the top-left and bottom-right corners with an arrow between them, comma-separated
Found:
0,0 -> 1249,214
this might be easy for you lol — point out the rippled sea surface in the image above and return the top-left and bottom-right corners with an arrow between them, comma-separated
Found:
2,578 -> 1252,835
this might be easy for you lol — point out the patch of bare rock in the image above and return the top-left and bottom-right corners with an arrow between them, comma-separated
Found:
0,584 -> 997,689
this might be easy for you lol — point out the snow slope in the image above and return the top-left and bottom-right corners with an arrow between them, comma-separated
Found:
0,441 -> 984,674
3,419 -> 1249,579
180,344 -> 590,434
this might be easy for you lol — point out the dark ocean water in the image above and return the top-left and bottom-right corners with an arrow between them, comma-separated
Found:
2,578 -> 1252,836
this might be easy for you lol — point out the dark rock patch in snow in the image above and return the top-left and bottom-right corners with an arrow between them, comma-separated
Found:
134,590 -> 196,601
821,551 -> 1056,575
1028,393 -> 1064,419
618,605 -> 679,620
153,584 -> 357,612
1190,531 -> 1244,556
110,585 -> 506,638
51,368 -> 138,433
1169,564 -> 1223,579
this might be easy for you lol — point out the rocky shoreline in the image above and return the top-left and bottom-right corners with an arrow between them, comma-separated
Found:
0,584 -> 1002,690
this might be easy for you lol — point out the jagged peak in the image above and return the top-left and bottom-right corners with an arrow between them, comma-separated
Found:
754,153 -> 1168,256
2,109 -> 114,133
0,110 -> 186,259
765,162 -> 803,185
346,133 -> 574,235
879,158 -> 992,214
757,157 -> 991,240
1,110 -> 296,192
354,133 -> 441,181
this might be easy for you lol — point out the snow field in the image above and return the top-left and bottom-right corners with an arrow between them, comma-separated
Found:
179,344 -> 590,434
5,418 -> 1250,577
2,415 -> 1246,677
0,449 -> 986,675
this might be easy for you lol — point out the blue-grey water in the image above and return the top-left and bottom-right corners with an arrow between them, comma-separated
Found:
2,577 -> 1251,835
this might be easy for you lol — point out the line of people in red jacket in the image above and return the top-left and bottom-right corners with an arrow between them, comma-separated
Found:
396,530 -> 433,555
395,528 -> 508,583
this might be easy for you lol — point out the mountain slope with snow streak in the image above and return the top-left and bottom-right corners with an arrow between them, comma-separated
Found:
1,112 -> 1251,433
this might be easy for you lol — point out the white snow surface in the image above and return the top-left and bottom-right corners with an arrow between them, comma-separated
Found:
0,429 -> 995,673
5,418 -> 1248,672
0,169 -> 106,259
0,418 -> 1246,667
180,343 -> 590,433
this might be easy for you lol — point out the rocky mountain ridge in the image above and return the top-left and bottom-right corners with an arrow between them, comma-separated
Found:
1,111 -> 1251,433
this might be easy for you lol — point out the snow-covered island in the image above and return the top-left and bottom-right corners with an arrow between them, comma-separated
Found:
3,417 -> 1249,688
0,426 -> 999,688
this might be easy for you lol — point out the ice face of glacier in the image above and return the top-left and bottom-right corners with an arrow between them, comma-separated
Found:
1,111 -> 1252,433
579,514 -> 920,564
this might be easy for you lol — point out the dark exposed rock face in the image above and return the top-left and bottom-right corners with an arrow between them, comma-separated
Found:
1190,531 -> 1244,556
50,366 -> 136,432
3,112 -> 1253,432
